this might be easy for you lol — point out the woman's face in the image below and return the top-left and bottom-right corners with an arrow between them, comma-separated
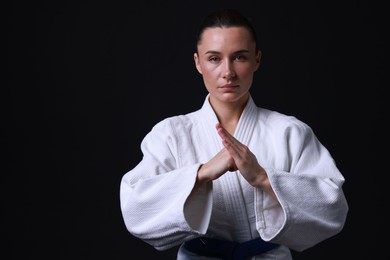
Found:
194,26 -> 261,105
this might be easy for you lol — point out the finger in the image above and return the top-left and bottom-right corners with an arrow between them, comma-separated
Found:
216,123 -> 237,145
222,138 -> 242,160
216,125 -> 243,159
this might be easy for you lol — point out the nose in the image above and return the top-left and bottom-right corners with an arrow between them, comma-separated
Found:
223,61 -> 236,80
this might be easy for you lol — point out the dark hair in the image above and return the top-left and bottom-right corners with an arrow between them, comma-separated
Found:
196,9 -> 259,51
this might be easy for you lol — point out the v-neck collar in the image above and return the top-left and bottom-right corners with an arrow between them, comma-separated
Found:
200,94 -> 258,147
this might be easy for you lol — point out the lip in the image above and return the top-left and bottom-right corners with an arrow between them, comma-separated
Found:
219,84 -> 239,88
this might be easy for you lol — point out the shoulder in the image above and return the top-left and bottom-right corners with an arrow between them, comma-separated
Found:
257,107 -> 313,136
248,95 -> 311,134
140,111 -> 201,155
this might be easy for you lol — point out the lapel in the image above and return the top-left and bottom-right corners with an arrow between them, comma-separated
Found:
199,94 -> 258,236
234,95 -> 258,146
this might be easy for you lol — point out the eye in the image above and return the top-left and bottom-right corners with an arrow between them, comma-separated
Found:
235,54 -> 247,61
209,56 -> 220,62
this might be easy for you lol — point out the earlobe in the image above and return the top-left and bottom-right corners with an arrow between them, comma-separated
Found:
254,50 -> 262,71
194,53 -> 202,74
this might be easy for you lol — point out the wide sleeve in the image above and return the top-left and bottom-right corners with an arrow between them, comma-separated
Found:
119,118 -> 212,251
256,120 -> 349,252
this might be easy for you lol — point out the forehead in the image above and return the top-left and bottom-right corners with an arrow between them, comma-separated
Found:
197,27 -> 255,53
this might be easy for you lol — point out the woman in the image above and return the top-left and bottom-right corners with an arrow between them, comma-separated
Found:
120,8 -> 348,260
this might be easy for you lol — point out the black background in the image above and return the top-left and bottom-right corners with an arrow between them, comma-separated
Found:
5,1 -> 387,259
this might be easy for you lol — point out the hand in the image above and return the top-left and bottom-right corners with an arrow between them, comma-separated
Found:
196,147 -> 236,185
215,123 -> 267,186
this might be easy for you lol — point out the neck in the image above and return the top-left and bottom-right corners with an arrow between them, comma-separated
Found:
209,94 -> 249,135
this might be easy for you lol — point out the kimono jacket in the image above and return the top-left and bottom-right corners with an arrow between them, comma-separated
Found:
120,94 -> 349,259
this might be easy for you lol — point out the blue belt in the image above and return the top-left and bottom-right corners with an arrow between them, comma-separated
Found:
183,236 -> 279,260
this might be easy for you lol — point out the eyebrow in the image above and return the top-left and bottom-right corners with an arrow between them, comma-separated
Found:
204,49 -> 250,55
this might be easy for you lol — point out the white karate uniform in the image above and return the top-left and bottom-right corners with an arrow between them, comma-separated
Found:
120,94 -> 349,259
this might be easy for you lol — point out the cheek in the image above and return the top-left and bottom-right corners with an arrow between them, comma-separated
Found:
200,63 -> 219,78
238,64 -> 255,77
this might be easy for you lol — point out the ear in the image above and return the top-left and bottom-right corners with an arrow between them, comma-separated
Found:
194,53 -> 202,74
254,50 -> 262,71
